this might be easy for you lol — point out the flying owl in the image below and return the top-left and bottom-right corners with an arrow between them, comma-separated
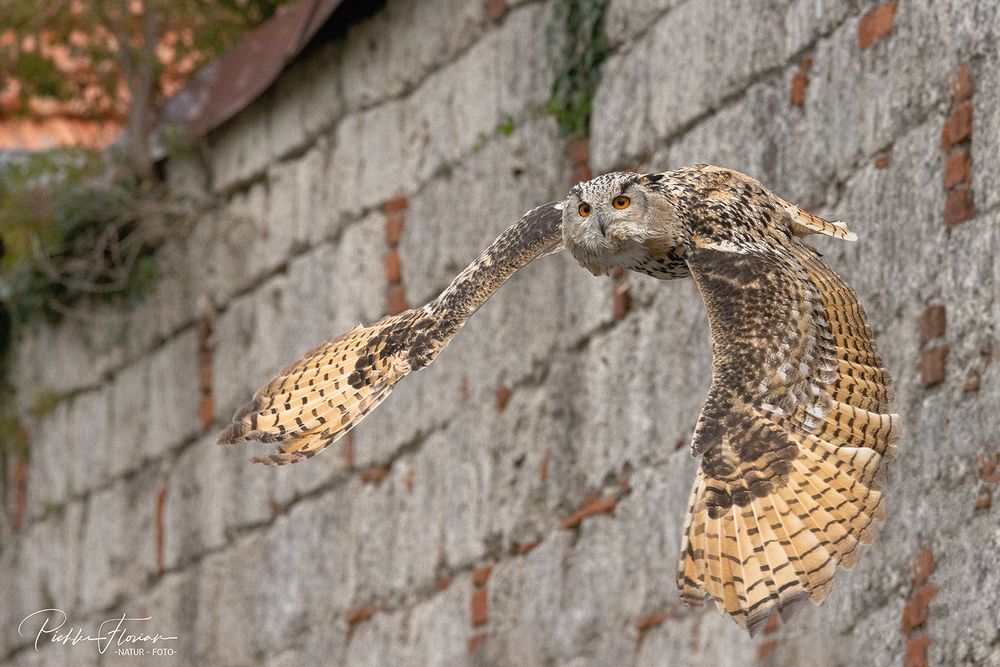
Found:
218,165 -> 898,634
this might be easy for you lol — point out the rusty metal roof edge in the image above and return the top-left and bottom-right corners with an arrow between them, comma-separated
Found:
151,0 -> 344,159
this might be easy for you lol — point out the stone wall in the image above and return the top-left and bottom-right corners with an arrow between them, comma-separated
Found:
3,1 -> 999,665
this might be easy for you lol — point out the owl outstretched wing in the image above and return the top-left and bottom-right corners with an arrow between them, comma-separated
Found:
676,234 -> 899,634
217,202 -> 564,464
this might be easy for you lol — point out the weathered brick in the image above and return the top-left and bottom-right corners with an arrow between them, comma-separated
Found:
514,539 -> 541,554
762,612 -> 780,635
789,57 -> 813,107
977,453 -> 1000,484
918,304 -> 946,344
387,284 -> 410,315
858,1 -> 898,50
484,0 -> 508,21
943,185 -> 974,227
951,63 -> 973,104
468,633 -> 487,654
974,489 -> 992,510
635,610 -> 672,632
385,214 -> 405,245
562,494 -> 617,529
471,587 -> 489,626
919,346 -> 948,388
496,385 -> 512,414
874,153 -> 891,169
902,583 -> 939,634
384,249 -> 403,284
757,639 -> 780,662
383,195 -> 409,214
912,548 -> 935,588
941,102 -> 973,150
963,374 -> 981,392
155,486 -> 168,577
943,148 -> 971,189
904,633 -> 932,667
360,464 -> 391,485
568,136 -> 590,167
473,566 -> 492,587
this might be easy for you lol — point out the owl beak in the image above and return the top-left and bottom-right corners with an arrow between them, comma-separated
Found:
594,212 -> 609,237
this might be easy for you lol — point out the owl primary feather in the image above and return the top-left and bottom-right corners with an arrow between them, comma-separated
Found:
218,164 -> 899,635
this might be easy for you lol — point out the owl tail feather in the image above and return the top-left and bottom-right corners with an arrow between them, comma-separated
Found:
677,419 -> 898,635
216,307 -> 433,465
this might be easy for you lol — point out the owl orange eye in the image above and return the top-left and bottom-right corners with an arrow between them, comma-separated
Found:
578,202 -> 591,217
612,195 -> 630,209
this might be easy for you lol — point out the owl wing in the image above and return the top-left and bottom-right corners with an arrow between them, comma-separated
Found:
676,238 -> 899,635
217,202 -> 564,464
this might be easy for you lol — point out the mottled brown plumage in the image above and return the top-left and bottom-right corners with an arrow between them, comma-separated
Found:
219,165 -> 897,634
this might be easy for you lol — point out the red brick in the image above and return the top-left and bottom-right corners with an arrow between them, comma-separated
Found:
904,633 -> 932,667
540,452 -> 550,481
789,57 -> 812,107
154,486 -> 168,577
902,583 -> 939,634
757,639 -> 780,662
943,185 -> 974,227
568,135 -> 589,166
977,453 -> 1000,484
762,612 -> 780,635
634,610 -> 676,650
951,63 -> 974,104
471,587 -> 488,626
473,566 -> 492,587
468,633 -> 487,655
858,1 -> 898,50
919,346 -> 948,388
495,385 -> 512,414
385,214 -> 405,245
384,249 -> 402,283
515,539 -> 541,554
941,102 -> 973,150
571,166 -> 592,184
360,464 -> 390,484
198,347 -> 213,391
635,611 -> 671,632
912,548 -> 935,588
346,604 -> 380,639
974,489 -> 992,510
344,432 -> 355,470
613,284 -> 632,320
484,0 -> 508,21
943,148 -> 971,189
436,571 -> 452,590
382,195 -> 409,214
918,304 -> 946,344
405,467 -> 415,492
387,284 -> 410,315
563,494 -> 617,529
964,374 -> 981,392
199,395 -> 214,431
874,153 -> 891,169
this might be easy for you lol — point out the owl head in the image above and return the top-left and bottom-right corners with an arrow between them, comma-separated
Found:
561,171 -> 685,274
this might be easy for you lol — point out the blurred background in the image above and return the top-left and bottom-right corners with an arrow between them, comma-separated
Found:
1,1 -> 998,665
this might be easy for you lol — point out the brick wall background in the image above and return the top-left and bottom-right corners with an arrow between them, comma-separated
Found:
3,1 -> 999,665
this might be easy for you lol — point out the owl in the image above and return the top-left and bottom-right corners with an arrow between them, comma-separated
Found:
218,165 -> 898,634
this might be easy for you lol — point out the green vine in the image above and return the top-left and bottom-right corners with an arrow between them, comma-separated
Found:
0,147 -> 192,500
546,0 -> 610,136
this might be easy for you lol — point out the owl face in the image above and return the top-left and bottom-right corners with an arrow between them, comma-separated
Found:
561,171 -> 683,275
